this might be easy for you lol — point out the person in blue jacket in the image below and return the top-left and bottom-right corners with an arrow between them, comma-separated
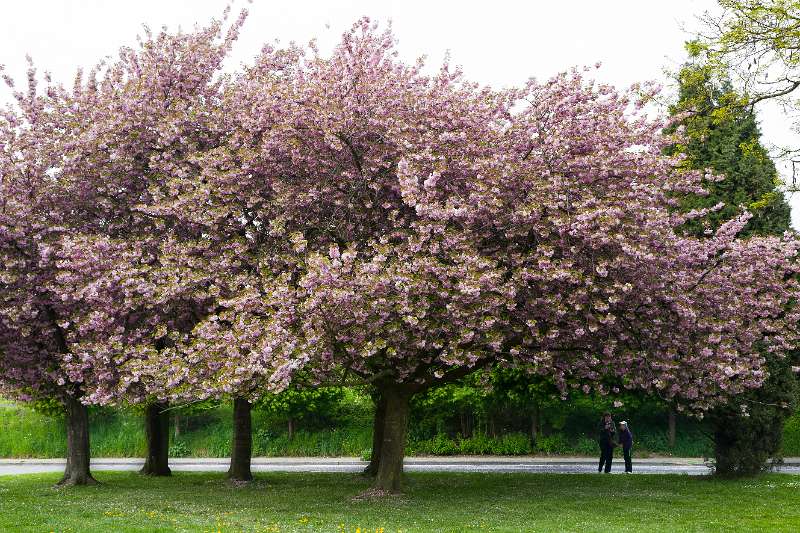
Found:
619,420 -> 633,473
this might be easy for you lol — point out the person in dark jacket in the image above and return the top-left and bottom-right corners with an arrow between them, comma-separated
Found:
597,412 -> 615,473
619,421 -> 633,473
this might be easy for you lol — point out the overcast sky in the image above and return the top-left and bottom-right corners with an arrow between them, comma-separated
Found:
3,0 -> 799,228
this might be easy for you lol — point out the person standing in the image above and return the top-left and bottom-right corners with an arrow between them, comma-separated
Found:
619,421 -> 633,473
597,412 -> 615,473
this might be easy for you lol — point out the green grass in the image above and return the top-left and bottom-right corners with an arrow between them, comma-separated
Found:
2,401 -> 798,460
0,405 -> 147,458
0,472 -> 798,532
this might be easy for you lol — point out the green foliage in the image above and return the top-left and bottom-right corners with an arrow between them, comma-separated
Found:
0,403 -> 145,458
255,386 -> 346,428
534,434 -> 570,455
694,1 -> 800,144
666,65 -> 791,238
783,411 -> 800,455
253,428 -> 372,457
26,396 -> 67,419
708,357 -> 799,475
168,440 -> 191,458
3,398 -> 795,459
668,61 -> 798,475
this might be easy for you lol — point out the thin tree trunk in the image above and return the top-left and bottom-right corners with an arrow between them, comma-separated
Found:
531,401 -> 540,443
462,410 -> 473,438
373,387 -> 412,493
287,417 -> 294,440
57,395 -> 96,486
668,409 -> 677,449
174,413 -> 181,439
228,397 -> 253,482
140,402 -> 171,476
364,394 -> 387,476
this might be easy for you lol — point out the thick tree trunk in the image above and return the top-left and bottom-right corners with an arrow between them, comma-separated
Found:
140,402 -> 171,476
668,409 -> 677,449
228,397 -> 253,482
373,387 -> 412,493
364,394 -> 387,476
57,396 -> 96,486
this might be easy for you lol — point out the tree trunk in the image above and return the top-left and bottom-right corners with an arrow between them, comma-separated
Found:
668,409 -> 677,449
174,413 -> 181,439
373,387 -> 412,493
57,395 -> 96,486
228,397 -> 253,482
287,417 -> 294,440
140,402 -> 171,476
364,394 -> 387,476
531,401 -> 540,443
460,410 -> 473,438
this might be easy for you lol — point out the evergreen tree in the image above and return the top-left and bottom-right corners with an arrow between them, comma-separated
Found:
668,63 -> 798,476
667,64 -> 791,238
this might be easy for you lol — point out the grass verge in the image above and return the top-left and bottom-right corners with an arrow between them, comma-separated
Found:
0,472 -> 798,532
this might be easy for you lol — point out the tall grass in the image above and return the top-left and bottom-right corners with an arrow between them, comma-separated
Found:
0,402 -> 797,458
0,405 -> 146,458
0,405 -> 67,457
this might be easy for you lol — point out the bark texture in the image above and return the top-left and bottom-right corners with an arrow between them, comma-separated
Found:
363,393 -> 387,476
140,402 -> 171,476
57,395 -> 97,486
373,387 -> 411,492
228,397 -> 253,482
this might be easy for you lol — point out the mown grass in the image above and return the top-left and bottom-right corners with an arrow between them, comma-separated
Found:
0,472 -> 798,532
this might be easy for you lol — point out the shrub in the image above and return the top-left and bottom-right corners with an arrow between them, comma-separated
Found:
169,440 -> 191,458
782,412 -> 800,456
573,436 -> 599,456
536,434 -> 570,455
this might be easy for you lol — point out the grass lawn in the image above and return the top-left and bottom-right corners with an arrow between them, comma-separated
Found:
0,472 -> 798,532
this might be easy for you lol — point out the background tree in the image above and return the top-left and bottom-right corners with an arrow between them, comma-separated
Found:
668,62 -> 800,475
695,0 -> 800,181
667,65 -> 791,236
256,386 -> 344,441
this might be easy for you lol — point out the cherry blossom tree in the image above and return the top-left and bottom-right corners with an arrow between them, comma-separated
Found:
227,20 -> 800,492
55,11 -> 266,479
0,9 -> 251,482
0,60 -> 99,484
3,12 -> 798,495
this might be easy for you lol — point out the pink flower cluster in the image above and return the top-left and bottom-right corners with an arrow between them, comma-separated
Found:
0,16 -> 798,413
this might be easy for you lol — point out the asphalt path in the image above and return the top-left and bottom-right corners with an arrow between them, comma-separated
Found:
2,457 -> 800,476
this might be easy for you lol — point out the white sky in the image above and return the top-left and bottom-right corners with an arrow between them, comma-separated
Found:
2,0 -> 799,228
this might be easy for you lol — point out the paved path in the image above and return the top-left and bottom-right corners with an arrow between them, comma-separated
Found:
2,456 -> 800,476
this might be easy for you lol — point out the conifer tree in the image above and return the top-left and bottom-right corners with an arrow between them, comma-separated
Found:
668,63 -> 799,475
